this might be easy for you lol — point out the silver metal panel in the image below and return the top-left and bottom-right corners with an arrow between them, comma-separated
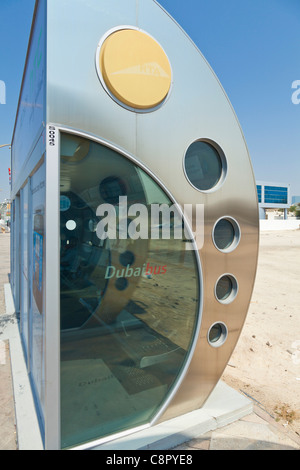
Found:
44,125 -> 61,450
46,0 -> 138,156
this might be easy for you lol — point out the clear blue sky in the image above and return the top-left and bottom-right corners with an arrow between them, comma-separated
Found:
0,0 -> 299,202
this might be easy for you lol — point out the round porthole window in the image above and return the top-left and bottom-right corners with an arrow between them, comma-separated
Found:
213,217 -> 241,252
119,250 -> 135,267
115,277 -> 129,291
208,322 -> 228,347
215,274 -> 238,304
184,140 -> 226,192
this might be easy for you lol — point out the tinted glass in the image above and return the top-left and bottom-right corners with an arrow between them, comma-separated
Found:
256,185 -> 262,203
184,141 -> 223,191
264,186 -> 288,204
60,133 -> 200,448
213,219 -> 235,250
209,324 -> 222,343
216,276 -> 232,301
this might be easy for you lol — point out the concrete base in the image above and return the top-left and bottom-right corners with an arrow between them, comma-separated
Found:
2,283 -> 252,451
91,381 -> 253,450
1,285 -> 43,450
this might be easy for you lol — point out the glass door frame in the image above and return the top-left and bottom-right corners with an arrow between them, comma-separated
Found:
44,124 -> 203,450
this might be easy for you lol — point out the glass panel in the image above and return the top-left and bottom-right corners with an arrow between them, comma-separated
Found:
208,323 -> 228,347
209,324 -> 222,343
30,162 -> 46,422
184,141 -> 223,191
216,276 -> 232,301
20,184 -> 29,355
213,219 -> 235,250
60,133 -> 201,449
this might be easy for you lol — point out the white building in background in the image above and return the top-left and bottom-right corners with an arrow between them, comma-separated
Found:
256,181 -> 291,219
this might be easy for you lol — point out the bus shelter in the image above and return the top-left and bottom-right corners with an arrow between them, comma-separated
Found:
10,0 -> 259,450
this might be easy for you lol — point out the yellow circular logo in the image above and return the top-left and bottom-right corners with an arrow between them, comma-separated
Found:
98,29 -> 172,110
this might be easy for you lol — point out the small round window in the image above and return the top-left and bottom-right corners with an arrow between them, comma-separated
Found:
119,250 -> 135,267
215,274 -> 238,304
213,217 -> 240,252
208,322 -> 228,347
184,140 -> 226,191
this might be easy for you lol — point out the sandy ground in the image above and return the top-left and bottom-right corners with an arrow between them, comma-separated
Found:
222,229 -> 300,439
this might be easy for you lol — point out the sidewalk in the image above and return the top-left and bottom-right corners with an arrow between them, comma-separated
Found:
0,232 -> 299,451
0,233 -> 17,450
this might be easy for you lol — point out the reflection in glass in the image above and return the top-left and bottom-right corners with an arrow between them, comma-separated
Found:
20,184 -> 29,354
60,133 -> 200,449
31,163 -> 46,423
119,250 -> 135,267
184,141 -> 223,191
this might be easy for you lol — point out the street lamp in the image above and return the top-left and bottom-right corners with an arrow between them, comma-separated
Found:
0,144 -> 11,149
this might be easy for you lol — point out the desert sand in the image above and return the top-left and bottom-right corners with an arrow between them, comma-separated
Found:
222,229 -> 300,439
